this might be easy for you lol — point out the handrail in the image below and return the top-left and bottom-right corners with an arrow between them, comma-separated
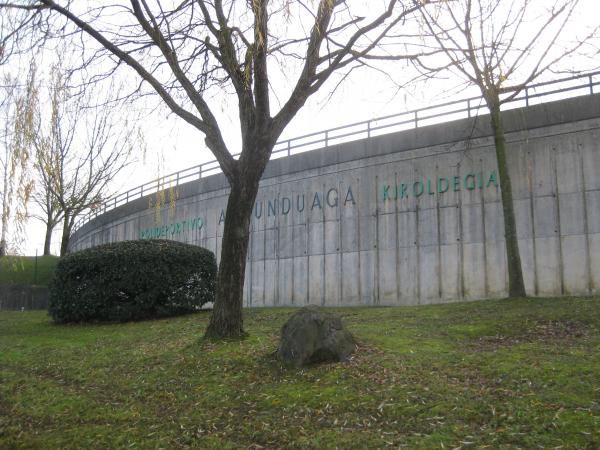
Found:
73,70 -> 600,231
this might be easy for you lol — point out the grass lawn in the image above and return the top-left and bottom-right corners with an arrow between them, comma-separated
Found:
0,297 -> 598,449
0,255 -> 59,286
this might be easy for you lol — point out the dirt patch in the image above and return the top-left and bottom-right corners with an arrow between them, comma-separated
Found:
472,320 -> 594,351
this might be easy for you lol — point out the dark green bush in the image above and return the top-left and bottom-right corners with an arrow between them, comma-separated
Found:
49,240 -> 216,323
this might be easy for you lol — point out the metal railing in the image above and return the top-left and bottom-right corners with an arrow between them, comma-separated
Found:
74,70 -> 600,231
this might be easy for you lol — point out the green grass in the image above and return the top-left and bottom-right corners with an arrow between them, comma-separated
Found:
1,297 -> 599,449
0,255 -> 59,286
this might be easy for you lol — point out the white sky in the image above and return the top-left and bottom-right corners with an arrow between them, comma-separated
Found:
2,0 -> 598,255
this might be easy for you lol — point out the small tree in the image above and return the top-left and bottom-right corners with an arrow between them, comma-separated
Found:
417,0 -> 598,297
31,148 -> 63,255
35,68 -> 134,256
0,66 -> 37,256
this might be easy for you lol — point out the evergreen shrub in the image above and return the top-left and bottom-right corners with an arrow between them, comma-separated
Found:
49,240 -> 216,323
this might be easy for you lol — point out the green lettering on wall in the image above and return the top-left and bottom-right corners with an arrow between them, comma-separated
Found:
487,171 -> 498,187
437,177 -> 449,193
453,176 -> 460,191
400,183 -> 408,198
382,185 -> 391,201
464,173 -> 476,190
413,181 -> 424,197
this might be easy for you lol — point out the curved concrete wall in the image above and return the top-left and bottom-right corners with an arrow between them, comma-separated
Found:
70,94 -> 600,306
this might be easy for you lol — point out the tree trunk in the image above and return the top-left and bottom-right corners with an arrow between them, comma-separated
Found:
204,173 -> 261,339
490,103 -> 527,298
43,221 -> 54,256
59,214 -> 71,257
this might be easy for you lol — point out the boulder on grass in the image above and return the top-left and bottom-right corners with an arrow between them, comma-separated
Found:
277,306 -> 356,367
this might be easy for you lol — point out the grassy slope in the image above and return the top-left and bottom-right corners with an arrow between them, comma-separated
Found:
0,297 -> 598,449
0,255 -> 59,286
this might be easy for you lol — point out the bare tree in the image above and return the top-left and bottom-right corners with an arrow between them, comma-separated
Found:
12,0 -> 443,338
417,0 -> 598,298
35,68 -> 135,256
0,2 -> 49,67
0,65 -> 37,256
31,161 -> 63,255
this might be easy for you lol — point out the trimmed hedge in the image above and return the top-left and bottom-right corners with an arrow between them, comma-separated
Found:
49,240 -> 216,323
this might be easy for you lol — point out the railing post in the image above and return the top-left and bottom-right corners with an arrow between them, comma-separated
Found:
414,111 -> 418,128
467,99 -> 471,118
114,197 -> 117,208
287,140 -> 291,156
325,130 -> 329,147
525,87 -> 529,106
367,121 -> 371,138
140,185 -> 144,197
176,172 -> 180,185
590,75 -> 594,95
199,165 -> 203,179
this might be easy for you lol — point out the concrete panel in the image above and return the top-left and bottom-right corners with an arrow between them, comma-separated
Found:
556,145 -> 582,194
440,244 -> 460,300
341,215 -> 358,252
518,238 -> 537,295
308,255 -> 324,305
292,257 -> 308,305
398,211 -> 417,248
533,196 -> 558,238
462,204 -> 484,243
251,230 -> 265,261
585,191 -> 600,233
532,145 -> 556,197
360,250 -> 376,305
378,249 -> 397,305
398,245 -> 419,305
308,221 -> 323,255
439,206 -> 460,245
418,208 -> 438,246
561,235 -> 589,295
324,219 -> 340,254
265,228 -> 277,258
419,245 -> 440,303
341,252 -> 361,305
590,234 -> 600,293
462,243 -> 486,300
278,223 -> 293,259
581,131 -> 600,190
292,224 -> 307,257
278,258 -> 294,305
559,192 -> 585,236
378,213 -> 397,250
514,198 -> 533,239
324,254 -> 340,306
509,142 -> 533,198
484,201 -> 505,242
535,237 -> 561,296
251,260 -> 265,307
486,240 -> 507,297
359,214 -> 376,251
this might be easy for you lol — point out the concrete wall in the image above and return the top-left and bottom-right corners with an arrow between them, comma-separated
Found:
70,94 -> 600,306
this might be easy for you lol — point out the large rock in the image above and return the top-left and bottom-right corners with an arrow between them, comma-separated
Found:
277,306 -> 356,367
